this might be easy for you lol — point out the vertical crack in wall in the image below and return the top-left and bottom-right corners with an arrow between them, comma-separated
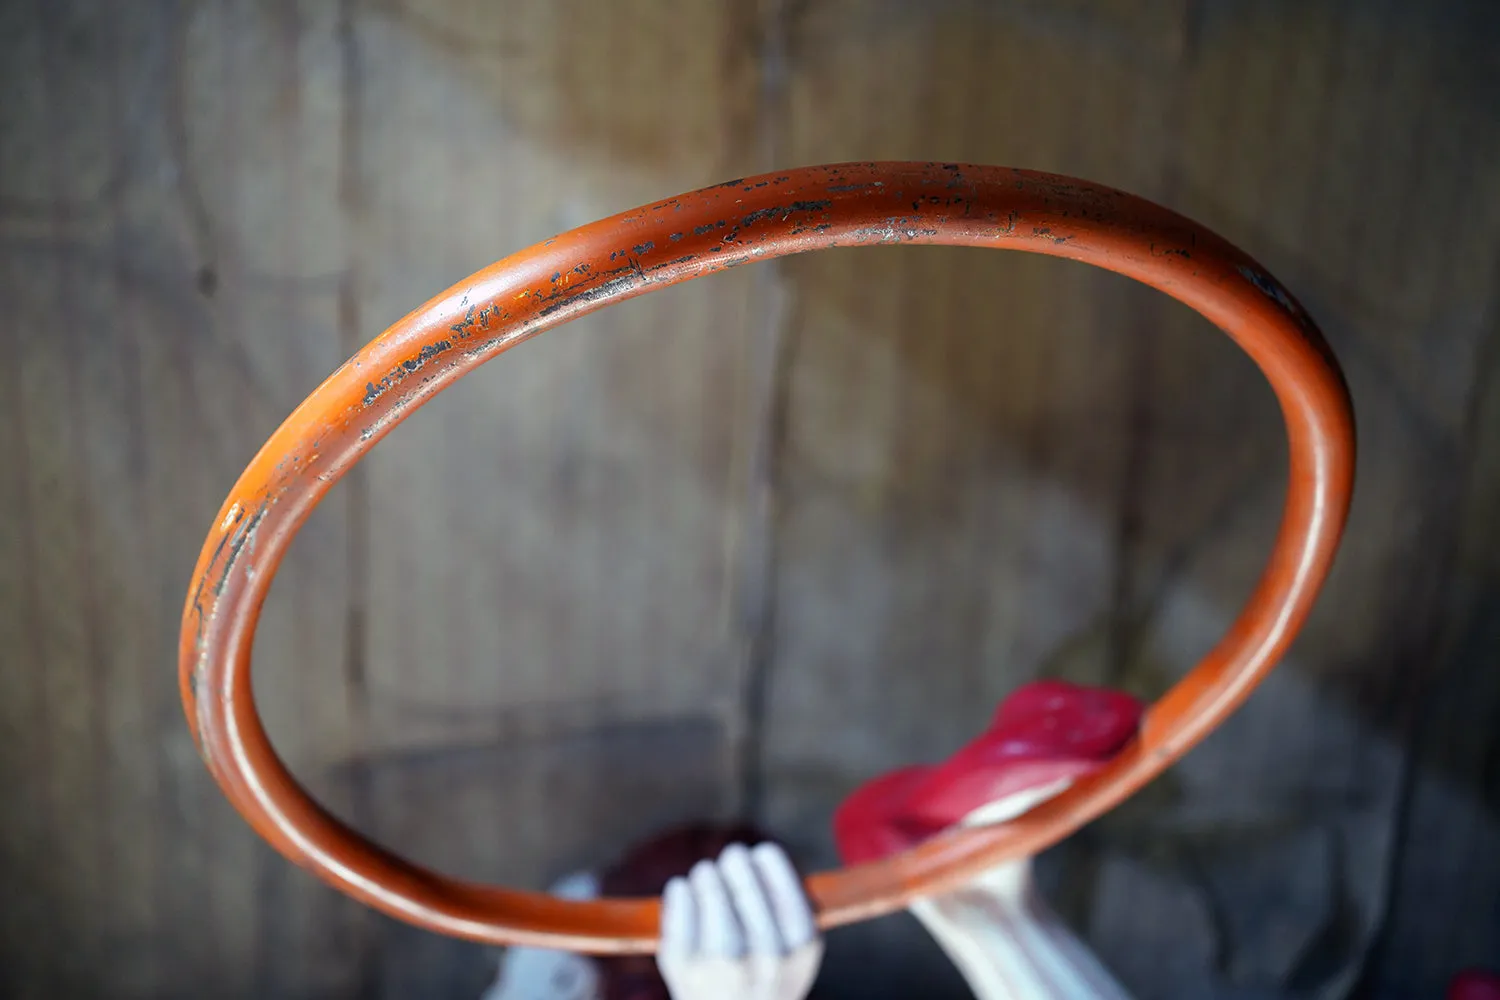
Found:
730,0 -> 795,821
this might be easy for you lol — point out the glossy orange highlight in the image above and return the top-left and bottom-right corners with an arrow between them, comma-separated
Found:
179,163 -> 1354,954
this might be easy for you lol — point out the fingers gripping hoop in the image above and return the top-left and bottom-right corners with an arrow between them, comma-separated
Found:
178,163 -> 1354,955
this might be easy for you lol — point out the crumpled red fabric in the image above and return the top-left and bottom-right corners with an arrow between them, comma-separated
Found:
834,680 -> 1144,865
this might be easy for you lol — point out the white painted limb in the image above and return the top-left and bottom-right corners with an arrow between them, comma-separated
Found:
657,843 -> 823,1000
910,783 -> 1134,999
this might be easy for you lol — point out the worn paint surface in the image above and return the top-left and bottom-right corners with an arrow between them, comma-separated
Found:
178,162 -> 1354,954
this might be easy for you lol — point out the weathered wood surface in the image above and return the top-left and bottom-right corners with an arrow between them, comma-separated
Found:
0,1 -> 1495,997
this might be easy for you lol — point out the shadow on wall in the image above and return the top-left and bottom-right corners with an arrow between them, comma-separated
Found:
3,0 -> 1496,996
188,0 -> 1500,996
438,2 -> 1500,995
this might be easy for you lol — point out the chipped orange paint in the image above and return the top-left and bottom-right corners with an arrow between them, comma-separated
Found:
178,163 -> 1354,955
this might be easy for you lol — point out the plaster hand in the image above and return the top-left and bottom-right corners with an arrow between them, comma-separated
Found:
656,842 -> 822,1000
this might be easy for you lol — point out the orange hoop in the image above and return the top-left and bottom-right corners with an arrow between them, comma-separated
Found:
179,163 -> 1354,955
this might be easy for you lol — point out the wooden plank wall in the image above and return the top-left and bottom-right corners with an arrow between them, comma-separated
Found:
0,1 -> 1495,997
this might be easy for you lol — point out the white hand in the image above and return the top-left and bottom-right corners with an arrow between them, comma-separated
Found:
657,843 -> 823,1000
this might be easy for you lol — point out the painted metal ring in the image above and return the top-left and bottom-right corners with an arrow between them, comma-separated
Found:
179,162 -> 1354,954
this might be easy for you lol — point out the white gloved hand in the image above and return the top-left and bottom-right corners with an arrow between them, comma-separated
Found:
657,842 -> 822,1000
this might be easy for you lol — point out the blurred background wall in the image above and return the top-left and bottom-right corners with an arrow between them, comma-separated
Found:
1,0 -> 1497,997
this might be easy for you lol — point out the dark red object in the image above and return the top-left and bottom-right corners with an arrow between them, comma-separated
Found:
600,821 -> 771,897
1450,970 -> 1500,1000
835,681 -> 1144,865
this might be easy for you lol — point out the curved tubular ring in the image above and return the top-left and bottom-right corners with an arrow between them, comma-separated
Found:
178,163 -> 1354,955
